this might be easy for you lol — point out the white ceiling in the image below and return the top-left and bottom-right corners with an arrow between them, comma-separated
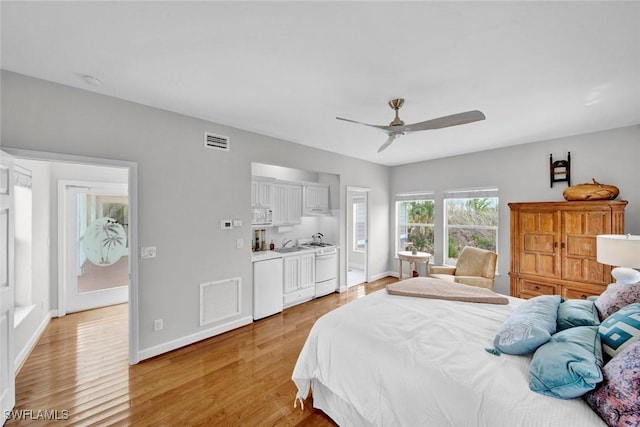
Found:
2,1 -> 639,166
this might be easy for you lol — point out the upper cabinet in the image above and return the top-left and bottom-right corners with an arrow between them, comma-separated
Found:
303,182 -> 330,215
252,176 -> 331,225
251,177 -> 273,207
272,181 -> 302,225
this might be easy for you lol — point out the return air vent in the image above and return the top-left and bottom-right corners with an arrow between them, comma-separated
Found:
200,277 -> 241,326
204,132 -> 230,151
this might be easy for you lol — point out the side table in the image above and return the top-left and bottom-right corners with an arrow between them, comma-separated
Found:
398,251 -> 432,279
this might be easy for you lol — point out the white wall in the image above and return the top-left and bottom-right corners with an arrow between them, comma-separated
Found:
12,159 -> 50,369
389,125 -> 640,295
1,71 -> 390,359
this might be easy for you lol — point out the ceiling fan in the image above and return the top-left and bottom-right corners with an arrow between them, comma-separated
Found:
337,99 -> 486,153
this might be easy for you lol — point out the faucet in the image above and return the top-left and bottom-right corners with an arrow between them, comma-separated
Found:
282,237 -> 293,248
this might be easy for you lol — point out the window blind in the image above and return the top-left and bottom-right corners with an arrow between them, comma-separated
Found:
443,188 -> 498,199
395,192 -> 435,202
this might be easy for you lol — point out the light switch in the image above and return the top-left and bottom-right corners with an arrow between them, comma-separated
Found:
236,238 -> 244,249
141,246 -> 157,259
233,219 -> 242,227
221,220 -> 233,230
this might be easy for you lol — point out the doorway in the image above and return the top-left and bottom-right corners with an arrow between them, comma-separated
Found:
346,187 -> 369,287
4,148 -> 139,365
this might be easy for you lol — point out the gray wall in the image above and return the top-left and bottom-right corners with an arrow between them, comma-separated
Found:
1,71 -> 390,358
389,125 -> 640,295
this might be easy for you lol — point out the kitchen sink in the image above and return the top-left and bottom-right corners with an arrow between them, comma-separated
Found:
274,247 -> 306,253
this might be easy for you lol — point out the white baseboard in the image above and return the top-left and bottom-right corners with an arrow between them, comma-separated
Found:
137,316 -> 253,362
370,271 -> 397,282
15,310 -> 53,373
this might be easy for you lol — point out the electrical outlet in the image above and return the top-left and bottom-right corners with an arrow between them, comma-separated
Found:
153,319 -> 163,331
236,238 -> 243,249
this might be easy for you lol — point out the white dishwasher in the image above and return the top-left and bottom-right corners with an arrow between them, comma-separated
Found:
253,257 -> 284,320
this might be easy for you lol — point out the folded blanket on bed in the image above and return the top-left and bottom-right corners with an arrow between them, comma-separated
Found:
386,277 -> 509,304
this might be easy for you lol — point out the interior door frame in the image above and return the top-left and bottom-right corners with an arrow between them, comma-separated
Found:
345,186 -> 370,289
2,148 -> 140,365
59,180 -> 129,315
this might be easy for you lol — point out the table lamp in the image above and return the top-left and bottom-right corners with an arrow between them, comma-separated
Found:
596,234 -> 640,285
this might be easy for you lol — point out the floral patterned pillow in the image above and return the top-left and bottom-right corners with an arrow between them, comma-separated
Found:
584,341 -> 640,426
594,283 -> 640,320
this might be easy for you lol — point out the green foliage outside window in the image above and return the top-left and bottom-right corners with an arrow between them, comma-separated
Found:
445,197 -> 498,264
403,200 -> 435,253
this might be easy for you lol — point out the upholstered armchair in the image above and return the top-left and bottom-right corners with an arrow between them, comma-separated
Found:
430,246 -> 498,290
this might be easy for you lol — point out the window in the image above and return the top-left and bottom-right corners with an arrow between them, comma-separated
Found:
444,189 -> 498,265
353,197 -> 366,251
395,193 -> 435,255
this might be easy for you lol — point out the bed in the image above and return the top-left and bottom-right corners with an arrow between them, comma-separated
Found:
292,278 -> 606,426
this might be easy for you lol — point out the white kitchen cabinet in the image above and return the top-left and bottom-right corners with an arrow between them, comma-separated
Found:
283,252 -> 315,307
272,182 -> 302,225
303,183 -> 330,215
251,177 -> 273,207
253,257 -> 283,320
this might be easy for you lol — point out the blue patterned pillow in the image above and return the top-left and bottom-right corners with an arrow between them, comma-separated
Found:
493,295 -> 561,355
599,303 -> 640,358
557,299 -> 600,331
529,326 -> 603,399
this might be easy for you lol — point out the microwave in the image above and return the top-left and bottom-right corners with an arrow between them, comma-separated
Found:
251,208 -> 272,225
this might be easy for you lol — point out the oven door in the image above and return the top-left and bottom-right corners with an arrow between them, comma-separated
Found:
315,251 -> 337,283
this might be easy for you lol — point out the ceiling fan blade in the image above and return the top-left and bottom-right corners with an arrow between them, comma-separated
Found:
404,110 -> 486,132
378,134 -> 400,152
336,116 -> 390,132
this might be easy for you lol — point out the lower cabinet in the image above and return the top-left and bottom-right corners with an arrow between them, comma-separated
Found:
283,253 -> 315,307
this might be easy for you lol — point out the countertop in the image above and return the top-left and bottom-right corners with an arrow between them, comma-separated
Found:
251,247 -> 317,262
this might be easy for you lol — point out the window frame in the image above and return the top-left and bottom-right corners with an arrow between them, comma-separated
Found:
394,193 -> 435,257
443,188 -> 499,266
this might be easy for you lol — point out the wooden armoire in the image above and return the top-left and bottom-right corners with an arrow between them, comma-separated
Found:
509,200 -> 627,299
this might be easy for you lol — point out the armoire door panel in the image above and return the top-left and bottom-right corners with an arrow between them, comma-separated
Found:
523,234 -> 555,253
584,212 -> 609,235
565,235 -> 596,257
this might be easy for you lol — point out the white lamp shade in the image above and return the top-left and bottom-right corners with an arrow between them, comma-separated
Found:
596,234 -> 640,268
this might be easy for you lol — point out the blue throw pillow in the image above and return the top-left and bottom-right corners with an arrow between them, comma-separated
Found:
529,325 -> 603,399
493,295 -> 561,355
557,299 -> 600,331
599,303 -> 640,358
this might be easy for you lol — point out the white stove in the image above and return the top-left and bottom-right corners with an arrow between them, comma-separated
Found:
298,238 -> 338,297
299,241 -> 338,255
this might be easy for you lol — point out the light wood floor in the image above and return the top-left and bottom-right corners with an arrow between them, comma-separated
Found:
8,277 -> 397,426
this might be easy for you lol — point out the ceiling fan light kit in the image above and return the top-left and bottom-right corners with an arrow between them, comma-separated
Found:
337,98 -> 486,153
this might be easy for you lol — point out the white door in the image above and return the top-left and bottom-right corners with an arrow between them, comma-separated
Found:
0,151 -> 16,421
61,181 -> 129,314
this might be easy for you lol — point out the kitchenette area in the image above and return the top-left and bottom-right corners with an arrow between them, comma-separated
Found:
251,163 -> 340,320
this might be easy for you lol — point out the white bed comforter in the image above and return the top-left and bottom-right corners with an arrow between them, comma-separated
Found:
292,289 -> 605,427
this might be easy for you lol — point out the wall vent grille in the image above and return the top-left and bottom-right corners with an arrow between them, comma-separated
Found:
199,277 -> 241,326
204,132 -> 230,151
